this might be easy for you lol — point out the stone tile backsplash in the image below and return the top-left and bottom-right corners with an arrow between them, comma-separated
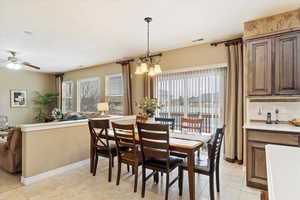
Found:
248,101 -> 300,122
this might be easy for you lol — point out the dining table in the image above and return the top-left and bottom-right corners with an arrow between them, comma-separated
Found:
90,129 -> 204,200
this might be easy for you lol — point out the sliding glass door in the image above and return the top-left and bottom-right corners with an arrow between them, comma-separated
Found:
154,67 -> 226,133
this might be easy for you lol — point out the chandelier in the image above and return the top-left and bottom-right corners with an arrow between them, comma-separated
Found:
135,17 -> 162,76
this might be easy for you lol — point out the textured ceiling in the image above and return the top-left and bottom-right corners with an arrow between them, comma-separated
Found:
0,0 -> 299,72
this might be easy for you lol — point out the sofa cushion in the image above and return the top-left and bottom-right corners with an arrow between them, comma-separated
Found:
0,128 -> 22,173
61,113 -> 86,121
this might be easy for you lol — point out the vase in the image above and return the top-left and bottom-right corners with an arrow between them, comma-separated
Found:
145,109 -> 155,118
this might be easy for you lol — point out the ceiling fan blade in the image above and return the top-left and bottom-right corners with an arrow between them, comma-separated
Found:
22,62 -> 41,70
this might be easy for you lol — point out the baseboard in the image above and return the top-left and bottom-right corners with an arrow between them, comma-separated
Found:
21,159 -> 89,185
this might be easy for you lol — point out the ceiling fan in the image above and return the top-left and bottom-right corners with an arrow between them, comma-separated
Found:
0,51 -> 40,70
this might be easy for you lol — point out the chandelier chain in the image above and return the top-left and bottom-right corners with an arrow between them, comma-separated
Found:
147,19 -> 150,58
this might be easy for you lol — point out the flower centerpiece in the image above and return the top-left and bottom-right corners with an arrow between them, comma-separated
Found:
137,97 -> 163,118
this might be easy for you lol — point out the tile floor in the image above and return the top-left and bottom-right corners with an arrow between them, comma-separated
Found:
0,170 -> 21,194
0,158 -> 260,200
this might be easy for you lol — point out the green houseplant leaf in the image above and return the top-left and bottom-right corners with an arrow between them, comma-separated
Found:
32,91 -> 59,122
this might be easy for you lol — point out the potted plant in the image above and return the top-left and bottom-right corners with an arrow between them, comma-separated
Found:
32,92 -> 59,122
136,97 -> 163,120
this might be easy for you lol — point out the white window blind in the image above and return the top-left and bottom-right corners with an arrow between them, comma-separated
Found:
62,81 -> 74,113
106,74 -> 123,114
77,77 -> 100,112
106,74 -> 123,96
154,66 -> 226,133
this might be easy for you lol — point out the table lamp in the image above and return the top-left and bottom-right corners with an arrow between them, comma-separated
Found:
97,102 -> 109,116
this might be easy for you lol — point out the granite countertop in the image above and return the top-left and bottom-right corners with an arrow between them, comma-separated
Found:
244,122 -> 300,133
266,144 -> 300,200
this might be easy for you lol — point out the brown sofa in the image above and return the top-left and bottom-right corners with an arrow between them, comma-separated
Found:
0,128 -> 22,173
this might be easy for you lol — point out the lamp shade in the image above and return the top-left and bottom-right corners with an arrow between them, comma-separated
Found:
140,63 -> 148,73
154,64 -> 162,74
148,67 -> 155,76
135,65 -> 143,75
97,102 -> 109,112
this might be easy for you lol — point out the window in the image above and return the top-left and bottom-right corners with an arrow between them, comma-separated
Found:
154,66 -> 226,133
105,74 -> 123,115
62,81 -> 74,112
77,77 -> 100,112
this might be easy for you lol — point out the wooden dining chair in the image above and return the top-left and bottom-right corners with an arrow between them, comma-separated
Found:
178,127 -> 225,200
137,122 -> 183,200
88,119 -> 118,182
136,115 -> 148,123
181,118 -> 203,134
112,122 -> 142,192
155,117 -> 175,130
260,191 -> 269,200
181,118 -> 205,158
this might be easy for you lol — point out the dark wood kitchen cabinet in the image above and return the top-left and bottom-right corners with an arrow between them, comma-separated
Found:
274,33 -> 300,95
247,31 -> 300,96
246,129 -> 300,190
247,38 -> 272,96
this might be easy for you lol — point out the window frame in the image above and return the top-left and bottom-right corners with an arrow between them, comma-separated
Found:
105,73 -> 123,97
77,77 -> 101,112
62,80 -> 74,113
105,73 -> 123,114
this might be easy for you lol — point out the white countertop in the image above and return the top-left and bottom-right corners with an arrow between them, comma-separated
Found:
20,115 -> 136,132
266,144 -> 300,200
244,123 -> 300,133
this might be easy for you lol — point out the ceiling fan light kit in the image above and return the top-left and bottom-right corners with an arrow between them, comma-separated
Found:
6,62 -> 22,70
135,17 -> 162,76
1,51 -> 41,70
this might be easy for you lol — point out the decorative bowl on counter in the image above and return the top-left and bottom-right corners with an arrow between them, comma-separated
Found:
289,119 -> 300,127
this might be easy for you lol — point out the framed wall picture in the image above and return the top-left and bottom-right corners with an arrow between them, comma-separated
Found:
10,90 -> 27,108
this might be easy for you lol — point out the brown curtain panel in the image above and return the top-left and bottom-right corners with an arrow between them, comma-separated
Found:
224,42 -> 244,164
144,73 -> 154,98
121,62 -> 133,115
55,74 -> 64,110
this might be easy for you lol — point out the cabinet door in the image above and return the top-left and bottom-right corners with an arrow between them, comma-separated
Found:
274,32 -> 300,95
247,39 -> 272,96
246,141 -> 267,190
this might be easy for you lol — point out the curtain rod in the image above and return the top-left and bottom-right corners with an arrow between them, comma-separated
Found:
139,53 -> 162,60
210,38 -> 243,47
116,59 -> 134,65
55,73 -> 64,77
